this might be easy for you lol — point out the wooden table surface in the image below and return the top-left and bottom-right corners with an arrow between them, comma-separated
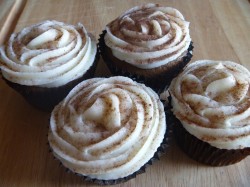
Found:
0,0 -> 249,186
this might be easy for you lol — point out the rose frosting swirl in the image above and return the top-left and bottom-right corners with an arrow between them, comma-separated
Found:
104,3 -> 191,69
48,76 -> 166,180
0,20 -> 97,87
169,60 -> 250,149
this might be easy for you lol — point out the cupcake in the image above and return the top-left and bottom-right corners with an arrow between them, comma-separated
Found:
99,3 -> 193,90
48,76 -> 167,184
0,20 -> 99,111
168,60 -> 250,166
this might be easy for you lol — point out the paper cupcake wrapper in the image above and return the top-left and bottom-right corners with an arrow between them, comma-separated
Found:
47,102 -> 170,185
165,95 -> 250,166
2,52 -> 100,112
98,30 -> 193,92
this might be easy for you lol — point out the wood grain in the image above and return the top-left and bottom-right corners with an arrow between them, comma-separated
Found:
0,0 -> 26,45
210,0 -> 250,69
0,0 -> 249,187
0,0 -> 15,27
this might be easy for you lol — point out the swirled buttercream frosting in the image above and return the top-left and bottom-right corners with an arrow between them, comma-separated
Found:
0,20 -> 97,87
169,60 -> 250,149
48,76 -> 166,180
104,3 -> 191,69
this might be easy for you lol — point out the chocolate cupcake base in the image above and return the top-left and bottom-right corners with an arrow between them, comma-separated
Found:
165,96 -> 250,166
98,30 -> 193,91
2,53 -> 99,111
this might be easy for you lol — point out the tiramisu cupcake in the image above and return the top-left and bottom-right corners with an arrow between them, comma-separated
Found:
0,20 -> 99,111
168,60 -> 250,166
48,76 -> 167,184
99,3 -> 193,90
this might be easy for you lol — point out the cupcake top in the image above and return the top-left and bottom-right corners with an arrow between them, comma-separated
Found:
0,20 -> 97,88
104,3 -> 191,69
48,76 -> 166,180
169,60 -> 250,150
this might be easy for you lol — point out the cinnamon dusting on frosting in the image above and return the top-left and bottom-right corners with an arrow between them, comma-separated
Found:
104,3 -> 191,69
0,20 -> 97,88
48,76 -> 166,180
169,60 -> 250,150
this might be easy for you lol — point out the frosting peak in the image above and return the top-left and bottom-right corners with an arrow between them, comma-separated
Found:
83,94 -> 122,130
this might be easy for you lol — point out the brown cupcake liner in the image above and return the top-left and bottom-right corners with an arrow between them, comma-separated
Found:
165,95 -> 250,166
47,102 -> 170,185
98,30 -> 193,92
1,52 -> 100,112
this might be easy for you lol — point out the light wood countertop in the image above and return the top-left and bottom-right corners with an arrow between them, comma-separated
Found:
0,0 -> 250,186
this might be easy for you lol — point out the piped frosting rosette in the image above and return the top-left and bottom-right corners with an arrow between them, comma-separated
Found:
0,20 -> 97,88
169,60 -> 250,150
104,3 -> 191,69
48,76 -> 166,180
